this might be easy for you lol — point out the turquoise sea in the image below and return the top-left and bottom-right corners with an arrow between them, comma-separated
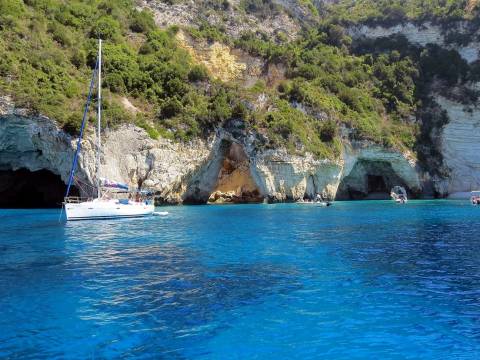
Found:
1,201 -> 480,359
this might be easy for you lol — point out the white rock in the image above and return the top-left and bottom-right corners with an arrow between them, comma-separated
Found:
0,96 -> 427,202
436,95 -> 480,195
349,22 -> 480,63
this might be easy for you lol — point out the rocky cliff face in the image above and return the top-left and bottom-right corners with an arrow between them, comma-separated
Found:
139,0 -> 302,41
0,96 -> 422,205
1,3 -> 449,205
348,22 -> 480,63
0,96 -> 78,184
348,21 -> 480,197
0,96 -> 212,205
435,95 -> 480,197
337,144 -> 421,199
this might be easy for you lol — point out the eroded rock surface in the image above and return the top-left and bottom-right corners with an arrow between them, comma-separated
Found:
208,142 -> 263,204
348,22 -> 480,63
251,148 -> 342,201
139,0 -> 301,41
337,143 -> 421,200
349,22 -> 480,197
436,95 -> 480,196
0,96 -> 428,205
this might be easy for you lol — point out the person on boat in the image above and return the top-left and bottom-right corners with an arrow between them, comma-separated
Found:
471,195 -> 480,205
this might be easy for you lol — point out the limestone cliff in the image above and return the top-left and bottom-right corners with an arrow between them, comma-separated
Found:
348,21 -> 480,197
435,95 -> 480,197
0,96 -> 422,204
348,22 -> 480,63
139,0 -> 302,41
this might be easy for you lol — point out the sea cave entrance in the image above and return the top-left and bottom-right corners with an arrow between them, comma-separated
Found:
208,142 -> 263,204
0,169 -> 78,208
336,160 -> 410,200
183,140 -> 263,204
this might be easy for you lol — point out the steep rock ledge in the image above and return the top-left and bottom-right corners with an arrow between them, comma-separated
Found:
139,0 -> 301,40
0,96 -> 214,204
436,95 -> 480,197
348,22 -> 480,197
0,96 -> 424,205
338,144 -> 422,200
348,22 -> 480,63
250,148 -> 342,201
0,97 -> 80,185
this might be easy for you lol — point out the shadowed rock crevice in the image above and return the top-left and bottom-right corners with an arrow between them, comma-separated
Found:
303,175 -> 317,200
0,169 -> 78,208
208,142 -> 263,204
336,160 -> 412,200
183,139 -> 263,204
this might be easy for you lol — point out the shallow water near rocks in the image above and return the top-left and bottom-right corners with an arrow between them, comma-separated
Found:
1,201 -> 480,359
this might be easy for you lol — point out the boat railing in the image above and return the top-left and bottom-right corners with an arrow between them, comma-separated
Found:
64,193 -> 154,204
64,196 -> 93,203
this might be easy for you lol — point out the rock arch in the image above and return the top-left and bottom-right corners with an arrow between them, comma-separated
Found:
336,145 -> 422,200
183,137 -> 263,204
0,113 -> 82,207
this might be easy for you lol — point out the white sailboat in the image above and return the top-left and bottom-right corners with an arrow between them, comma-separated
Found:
63,39 -> 155,221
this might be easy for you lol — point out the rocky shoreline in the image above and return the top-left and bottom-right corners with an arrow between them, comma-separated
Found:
0,95 -> 427,206
2,17 -> 480,205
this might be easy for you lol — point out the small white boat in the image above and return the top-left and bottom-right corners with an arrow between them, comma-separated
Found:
296,194 -> 332,206
153,211 -> 169,216
297,200 -> 329,206
470,191 -> 480,205
390,186 -> 408,204
63,39 -> 154,221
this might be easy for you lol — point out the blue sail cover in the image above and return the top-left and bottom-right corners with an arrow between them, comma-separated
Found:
100,178 -> 129,190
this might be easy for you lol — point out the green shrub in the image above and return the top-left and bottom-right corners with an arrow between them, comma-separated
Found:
240,0 -> 281,19
188,65 -> 209,82
90,16 -> 121,41
129,9 -> 155,33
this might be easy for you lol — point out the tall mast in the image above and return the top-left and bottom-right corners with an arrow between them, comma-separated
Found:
96,39 -> 102,199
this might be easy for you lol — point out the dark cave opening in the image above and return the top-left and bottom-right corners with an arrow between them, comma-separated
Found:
367,175 -> 388,194
0,169 -> 78,208
336,160 -> 410,200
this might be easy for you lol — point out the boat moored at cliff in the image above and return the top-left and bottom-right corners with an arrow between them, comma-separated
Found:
296,194 -> 332,206
471,191 -> 480,205
64,182 -> 154,221
64,196 -> 154,220
390,186 -> 408,204
63,39 -> 154,221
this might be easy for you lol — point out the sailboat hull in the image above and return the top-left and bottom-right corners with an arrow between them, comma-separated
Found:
64,199 -> 155,221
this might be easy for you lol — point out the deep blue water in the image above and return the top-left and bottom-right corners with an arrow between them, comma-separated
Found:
1,201 -> 480,359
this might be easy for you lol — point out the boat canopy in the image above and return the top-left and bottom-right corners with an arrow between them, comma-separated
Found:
391,186 -> 407,197
100,178 -> 129,190
471,191 -> 480,195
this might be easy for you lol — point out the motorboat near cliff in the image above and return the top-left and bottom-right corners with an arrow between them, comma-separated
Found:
471,191 -> 480,205
62,39 -> 154,221
390,186 -> 408,204
296,194 -> 333,206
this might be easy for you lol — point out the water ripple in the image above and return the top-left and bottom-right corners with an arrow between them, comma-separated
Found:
1,202 -> 480,358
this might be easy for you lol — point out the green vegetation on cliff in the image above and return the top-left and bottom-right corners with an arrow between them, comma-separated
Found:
326,0 -> 480,25
2,0 -> 476,160
0,0 -> 245,142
